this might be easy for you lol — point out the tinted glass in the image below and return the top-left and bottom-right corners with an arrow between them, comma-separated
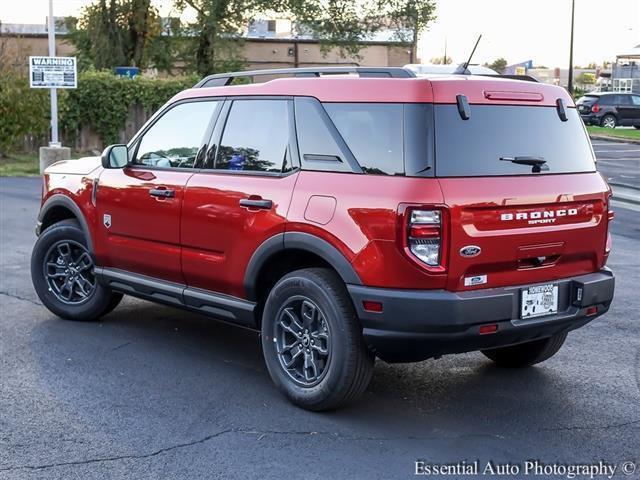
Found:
135,101 -> 218,168
434,105 -> 595,177
215,100 -> 288,173
617,95 -> 632,105
632,96 -> 640,106
576,95 -> 598,105
598,95 -> 615,105
324,103 -> 404,175
294,97 -> 352,173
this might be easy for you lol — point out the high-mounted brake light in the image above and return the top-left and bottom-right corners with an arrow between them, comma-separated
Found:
408,209 -> 442,267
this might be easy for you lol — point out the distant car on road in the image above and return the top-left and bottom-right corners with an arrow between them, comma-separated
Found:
576,92 -> 640,129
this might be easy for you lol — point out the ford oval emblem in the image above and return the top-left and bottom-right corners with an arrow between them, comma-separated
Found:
460,245 -> 481,258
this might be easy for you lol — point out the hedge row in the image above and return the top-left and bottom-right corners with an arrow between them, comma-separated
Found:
0,70 -> 199,155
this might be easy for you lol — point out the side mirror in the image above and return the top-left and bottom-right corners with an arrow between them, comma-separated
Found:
101,144 -> 129,169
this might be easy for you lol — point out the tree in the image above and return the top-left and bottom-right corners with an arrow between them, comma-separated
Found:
430,56 -> 452,65
381,0 -> 436,63
487,57 -> 507,74
66,0 -> 163,70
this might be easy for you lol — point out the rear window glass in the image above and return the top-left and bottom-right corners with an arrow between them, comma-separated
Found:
576,95 -> 598,104
324,103 -> 404,175
434,105 -> 595,177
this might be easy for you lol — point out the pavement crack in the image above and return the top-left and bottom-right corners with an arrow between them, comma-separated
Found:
0,428 -> 507,472
0,429 -> 235,472
0,291 -> 41,306
538,419 -> 640,432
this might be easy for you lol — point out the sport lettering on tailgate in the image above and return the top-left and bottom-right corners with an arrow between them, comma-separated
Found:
479,204 -> 595,230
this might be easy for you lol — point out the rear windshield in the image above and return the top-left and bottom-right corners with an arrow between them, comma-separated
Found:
576,95 -> 599,105
434,105 -> 596,177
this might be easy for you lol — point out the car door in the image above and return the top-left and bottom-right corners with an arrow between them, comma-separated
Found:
630,95 -> 640,126
181,98 -> 299,299
95,99 -> 222,284
615,95 -> 634,126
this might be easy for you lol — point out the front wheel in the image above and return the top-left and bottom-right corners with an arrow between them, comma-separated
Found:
261,268 -> 374,411
481,333 -> 567,368
31,219 -> 122,321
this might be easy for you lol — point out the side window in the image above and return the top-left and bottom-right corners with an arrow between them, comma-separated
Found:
632,96 -> 640,106
323,103 -> 404,175
134,101 -> 219,168
599,95 -> 614,106
294,97 -> 354,173
215,100 -> 289,173
617,95 -> 632,105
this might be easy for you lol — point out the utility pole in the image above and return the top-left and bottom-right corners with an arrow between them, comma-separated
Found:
48,0 -> 60,147
567,0 -> 575,95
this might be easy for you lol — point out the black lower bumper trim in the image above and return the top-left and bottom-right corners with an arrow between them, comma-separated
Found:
348,269 -> 614,363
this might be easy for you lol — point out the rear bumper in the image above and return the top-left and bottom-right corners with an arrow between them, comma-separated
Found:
580,114 -> 600,125
348,269 -> 615,363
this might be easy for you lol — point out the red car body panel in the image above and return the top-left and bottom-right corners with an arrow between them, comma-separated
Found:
180,171 -> 298,297
38,74 -> 608,303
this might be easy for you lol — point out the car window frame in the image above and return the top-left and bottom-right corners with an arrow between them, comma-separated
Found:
201,96 -> 301,178
127,98 -> 223,172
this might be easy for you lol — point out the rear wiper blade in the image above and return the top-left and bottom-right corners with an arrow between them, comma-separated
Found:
499,156 -> 546,166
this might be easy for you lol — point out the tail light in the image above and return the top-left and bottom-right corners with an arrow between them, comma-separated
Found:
604,196 -> 614,265
408,209 -> 443,268
592,103 -> 600,113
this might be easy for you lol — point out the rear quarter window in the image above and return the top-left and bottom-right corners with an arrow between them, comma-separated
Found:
434,105 -> 596,177
323,103 -> 404,175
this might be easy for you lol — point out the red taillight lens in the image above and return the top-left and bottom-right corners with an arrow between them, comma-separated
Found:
479,324 -> 498,335
408,209 -> 442,267
592,103 -> 600,113
362,301 -> 383,313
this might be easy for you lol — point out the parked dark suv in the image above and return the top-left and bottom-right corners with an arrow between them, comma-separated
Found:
577,92 -> 640,128
31,67 -> 615,410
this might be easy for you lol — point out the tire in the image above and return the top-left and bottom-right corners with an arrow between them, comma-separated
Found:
31,219 -> 123,321
261,268 -> 374,411
481,333 -> 567,368
600,114 -> 617,129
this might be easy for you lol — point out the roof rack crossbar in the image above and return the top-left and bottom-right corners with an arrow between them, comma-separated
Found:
194,66 -> 415,88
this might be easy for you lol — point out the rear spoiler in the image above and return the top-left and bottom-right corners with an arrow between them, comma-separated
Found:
479,74 -> 539,83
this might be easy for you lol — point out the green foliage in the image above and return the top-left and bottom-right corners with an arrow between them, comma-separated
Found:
61,70 -> 198,145
381,0 -> 436,61
0,71 -> 50,156
487,58 -> 508,74
66,0 -> 164,70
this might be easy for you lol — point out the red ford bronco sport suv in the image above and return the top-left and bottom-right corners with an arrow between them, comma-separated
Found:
31,67 -> 615,410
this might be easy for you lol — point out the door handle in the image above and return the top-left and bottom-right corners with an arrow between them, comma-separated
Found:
149,188 -> 175,198
239,198 -> 273,209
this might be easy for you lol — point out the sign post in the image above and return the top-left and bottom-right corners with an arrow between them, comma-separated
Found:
32,0 -> 77,173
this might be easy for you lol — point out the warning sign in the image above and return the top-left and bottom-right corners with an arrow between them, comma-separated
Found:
29,56 -> 77,89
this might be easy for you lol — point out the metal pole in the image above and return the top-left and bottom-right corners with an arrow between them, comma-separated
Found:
567,0 -> 575,95
48,0 -> 60,147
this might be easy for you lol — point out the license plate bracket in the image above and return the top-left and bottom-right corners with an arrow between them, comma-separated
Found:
520,283 -> 558,319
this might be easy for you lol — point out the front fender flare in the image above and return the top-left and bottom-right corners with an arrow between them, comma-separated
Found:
37,194 -> 94,253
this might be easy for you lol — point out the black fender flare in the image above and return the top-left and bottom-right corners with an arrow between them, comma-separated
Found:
37,194 -> 94,253
243,232 -> 362,301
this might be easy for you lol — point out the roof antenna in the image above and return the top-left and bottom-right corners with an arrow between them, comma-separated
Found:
454,34 -> 482,75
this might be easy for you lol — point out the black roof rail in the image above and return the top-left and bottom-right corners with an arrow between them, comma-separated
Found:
194,66 -> 416,88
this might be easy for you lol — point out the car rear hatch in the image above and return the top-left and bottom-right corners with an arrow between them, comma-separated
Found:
432,96 -> 610,292
576,94 -> 599,114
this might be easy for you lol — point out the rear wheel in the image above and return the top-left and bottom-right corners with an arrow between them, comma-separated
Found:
31,219 -> 122,321
261,268 -> 374,411
600,114 -> 617,128
481,333 -> 567,368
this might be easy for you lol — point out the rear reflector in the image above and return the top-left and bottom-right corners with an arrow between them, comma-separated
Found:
479,324 -> 498,335
363,301 -> 383,313
586,306 -> 598,316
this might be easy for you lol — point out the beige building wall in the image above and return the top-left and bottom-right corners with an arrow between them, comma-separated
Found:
1,34 -> 410,73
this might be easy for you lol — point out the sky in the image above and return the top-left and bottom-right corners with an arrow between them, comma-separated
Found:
1,0 -> 638,68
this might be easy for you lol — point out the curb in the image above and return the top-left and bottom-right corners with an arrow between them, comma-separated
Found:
589,134 -> 640,145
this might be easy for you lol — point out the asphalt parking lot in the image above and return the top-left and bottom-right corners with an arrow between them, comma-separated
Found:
1,142 -> 638,479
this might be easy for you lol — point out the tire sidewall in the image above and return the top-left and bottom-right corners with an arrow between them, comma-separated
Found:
31,222 -> 111,321
261,272 -> 354,408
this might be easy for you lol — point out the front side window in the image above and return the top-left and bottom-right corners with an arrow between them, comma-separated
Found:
632,95 -> 640,106
215,100 -> 289,173
134,101 -> 219,168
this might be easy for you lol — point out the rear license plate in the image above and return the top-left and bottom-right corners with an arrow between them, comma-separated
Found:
521,284 -> 558,319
